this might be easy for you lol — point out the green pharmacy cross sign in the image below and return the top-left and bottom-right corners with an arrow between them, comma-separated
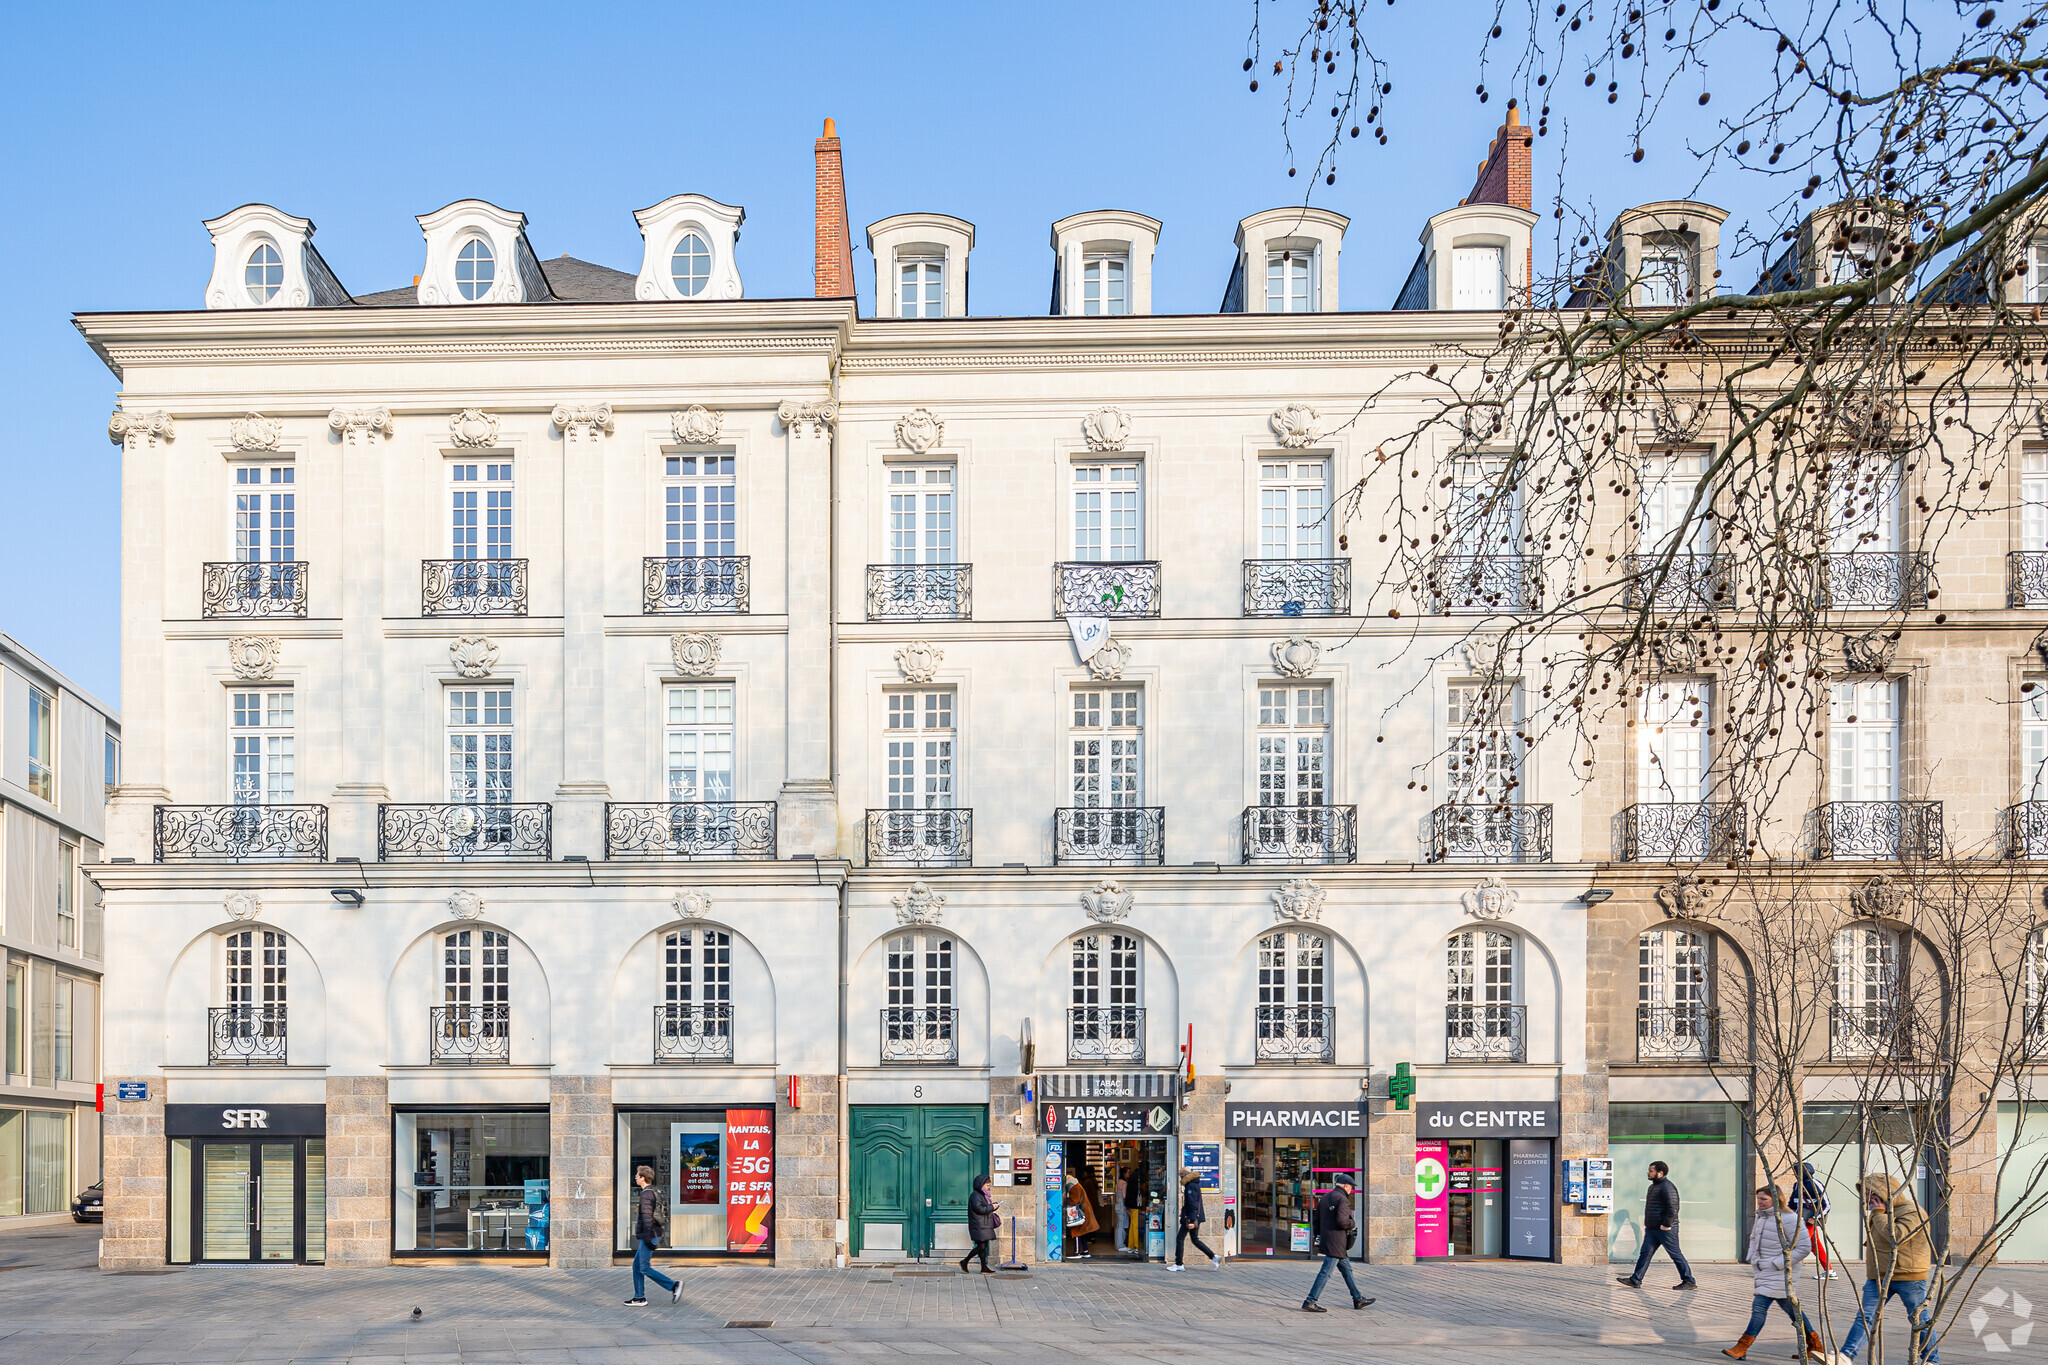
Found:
1415,1157 -> 1447,1198
1389,1061 -> 1416,1111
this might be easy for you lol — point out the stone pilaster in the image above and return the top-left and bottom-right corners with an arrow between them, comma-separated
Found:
101,1074 -> 165,1269
1367,1101 -> 1416,1263
990,1074 -> 1038,1264
1950,1088 -> 2001,1260
548,1074 -> 613,1267
776,1073 -> 839,1265
325,1075 -> 391,1266
1560,1066 -> 1611,1265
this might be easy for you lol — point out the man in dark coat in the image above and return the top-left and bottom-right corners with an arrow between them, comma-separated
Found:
1617,1160 -> 1698,1290
1300,1172 -> 1374,1311
624,1165 -> 681,1307
959,1174 -> 997,1274
1170,1168 -> 1218,1270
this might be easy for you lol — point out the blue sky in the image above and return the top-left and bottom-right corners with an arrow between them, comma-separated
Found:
0,0 -> 1774,707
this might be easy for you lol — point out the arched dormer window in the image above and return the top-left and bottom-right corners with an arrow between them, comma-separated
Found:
1446,928 -> 1522,1062
455,238 -> 496,301
245,243 -> 283,304
670,232 -> 712,296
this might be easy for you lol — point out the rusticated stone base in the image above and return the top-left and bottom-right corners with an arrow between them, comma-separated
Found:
101,1074 -> 166,1270
1561,1067 -> 1611,1265
326,1075 -> 391,1267
550,1074 -> 613,1268
1368,1102 -> 1416,1263
776,1073 -> 839,1266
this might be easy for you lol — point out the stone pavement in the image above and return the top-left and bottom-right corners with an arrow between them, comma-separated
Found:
1,1227 -> 2036,1363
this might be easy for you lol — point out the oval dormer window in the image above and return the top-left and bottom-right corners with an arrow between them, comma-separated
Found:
245,243 -> 283,304
671,232 -> 711,297
456,237 -> 496,301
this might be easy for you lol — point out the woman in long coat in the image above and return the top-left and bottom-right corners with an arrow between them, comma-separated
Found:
959,1174 -> 998,1274
1064,1166 -> 1100,1259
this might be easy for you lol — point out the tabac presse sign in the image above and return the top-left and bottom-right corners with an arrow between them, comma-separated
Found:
1039,1101 -> 1177,1136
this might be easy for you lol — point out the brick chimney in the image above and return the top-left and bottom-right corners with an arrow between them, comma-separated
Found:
1465,105 -> 1532,210
814,117 -> 855,299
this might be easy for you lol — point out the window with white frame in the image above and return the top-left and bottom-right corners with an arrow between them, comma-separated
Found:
52,976 -> 73,1081
1070,932 -> 1141,1053
235,465 -> 296,563
883,931 -> 955,1053
245,242 -> 283,303
1638,237 -> 1693,308
1452,456 -> 1522,555
1829,679 -> 1900,803
2025,685 -> 2048,804
1084,255 -> 1128,315
443,928 -> 508,1029
1637,927 -> 1710,1059
2023,452 -> 2048,601
1265,248 -> 1315,312
662,927 -> 731,1043
1446,683 -> 1523,805
451,461 -> 514,558
1638,453 -> 1710,557
1257,929 -> 1328,1054
447,688 -> 513,805
1446,929 -> 1518,1053
1828,237 -> 1880,285
455,237 -> 496,301
26,686 -> 54,802
886,691 -> 954,809
1831,923 -> 1900,1054
670,232 -> 711,297
665,453 -> 735,559
2026,928 -> 2048,1045
225,928 -> 286,1016
1638,679 -> 1711,804
898,255 -> 943,317
2031,240 -> 2048,305
665,684 -> 734,804
56,844 -> 75,951
1073,463 -> 1142,562
1070,688 -> 1142,808
232,690 -> 295,805
888,466 -> 955,565
1260,460 -> 1330,559
104,733 -> 120,799
1452,244 -> 1506,309
1827,456 -> 1901,556
1258,684 -> 1328,809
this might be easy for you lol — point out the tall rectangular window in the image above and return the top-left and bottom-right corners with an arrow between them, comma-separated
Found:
1265,250 -> 1313,312
1828,457 -> 1902,554
1452,245 -> 1506,309
234,465 -> 296,563
231,690 -> 295,805
886,691 -> 954,810
4,961 -> 21,1077
451,462 -> 514,558
888,466 -> 955,565
56,844 -> 75,951
1071,689 -> 1142,808
1260,460 -> 1330,559
1638,239 -> 1692,308
2025,451 -> 2048,553
1446,683 -> 1523,804
1073,463 -> 1142,562
665,453 -> 736,558
2032,240 -> 2048,305
26,687 -> 54,803
1639,680 -> 1711,803
2025,685 -> 2048,803
1639,453 -> 1710,556
447,688 -> 513,804
899,257 -> 943,317
1452,457 -> 1521,554
1258,684 -> 1329,809
1830,679 -> 1901,802
1084,256 -> 1128,315
103,732 -> 120,799
665,684 -> 734,804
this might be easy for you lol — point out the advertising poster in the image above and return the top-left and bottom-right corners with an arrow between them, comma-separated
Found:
1414,1140 -> 1451,1257
1506,1140 -> 1553,1260
1584,1157 -> 1614,1214
1563,1158 -> 1587,1206
1044,1143 -> 1065,1261
1181,1142 -> 1222,1192
724,1108 -> 774,1252
677,1130 -> 721,1205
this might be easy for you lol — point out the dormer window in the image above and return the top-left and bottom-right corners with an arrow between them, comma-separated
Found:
899,256 -> 944,318
1452,245 -> 1505,309
1084,256 -> 1128,315
1639,237 -> 1693,308
2030,240 -> 2048,304
456,238 -> 496,301
1828,237 -> 1879,285
671,232 -> 711,296
1267,250 -> 1315,312
245,244 -> 283,304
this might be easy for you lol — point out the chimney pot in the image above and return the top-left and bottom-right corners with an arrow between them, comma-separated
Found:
822,117 -> 836,138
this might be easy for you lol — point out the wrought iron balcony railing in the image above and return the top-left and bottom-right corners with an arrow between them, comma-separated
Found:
208,1006 -> 288,1065
1054,561 -> 1161,619
2004,801 -> 2048,859
866,564 -> 972,621
378,803 -> 553,860
1823,551 -> 1930,610
1427,803 -> 1554,863
1828,1002 -> 1908,1061
1445,1004 -> 1527,1063
1254,1004 -> 1335,1064
865,808 -> 972,867
881,1006 -> 959,1065
421,558 -> 528,617
431,1003 -> 510,1064
2011,552 -> 2048,608
1424,554 -> 1541,614
1622,553 -> 1732,612
1067,1005 -> 1145,1064
1635,1005 -> 1719,1063
653,1003 -> 734,1064
1619,802 -> 1747,862
605,802 -> 777,860
1814,800 -> 1943,860
642,556 -> 749,614
1242,558 -> 1352,618
1241,805 -> 1360,864
202,561 -> 308,618
1053,807 -> 1165,866
154,804 -> 329,862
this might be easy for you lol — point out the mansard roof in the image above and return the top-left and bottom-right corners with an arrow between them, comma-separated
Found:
353,255 -> 636,307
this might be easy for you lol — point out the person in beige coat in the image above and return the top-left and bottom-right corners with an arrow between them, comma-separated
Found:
1721,1186 -> 1824,1360
1837,1173 -> 1939,1364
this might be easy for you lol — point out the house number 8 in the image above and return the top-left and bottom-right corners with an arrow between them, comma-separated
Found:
914,1086 -> 924,1098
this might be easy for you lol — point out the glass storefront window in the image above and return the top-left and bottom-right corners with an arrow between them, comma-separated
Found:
1609,1102 -> 1742,1262
0,1107 -> 72,1216
1802,1102 -> 1932,1259
393,1110 -> 549,1253
170,1138 -> 192,1262
0,1110 -> 20,1217
1997,1103 -> 2048,1259
1233,1136 -> 1364,1259
616,1109 -> 776,1255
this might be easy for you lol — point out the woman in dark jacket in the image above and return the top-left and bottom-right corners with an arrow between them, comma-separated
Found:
1172,1169 -> 1218,1269
960,1173 -> 998,1273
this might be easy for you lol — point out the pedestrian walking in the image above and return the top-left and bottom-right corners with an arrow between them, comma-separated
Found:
1063,1167 -> 1100,1259
622,1165 -> 680,1307
1170,1168 -> 1218,1271
1836,1173 -> 1940,1364
959,1174 -> 998,1274
1300,1171 -> 1373,1312
1789,1160 -> 1835,1280
1720,1185 -> 1825,1360
1616,1160 -> 1698,1290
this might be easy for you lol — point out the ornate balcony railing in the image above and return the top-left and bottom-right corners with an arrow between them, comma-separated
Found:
154,804 -> 329,862
1445,1004 -> 1527,1063
1623,553 -> 1732,612
1053,561 -> 1161,619
1619,802 -> 1747,862
208,1006 -> 288,1065
1635,1005 -> 1718,1063
652,1003 -> 733,1064
2010,552 -> 2048,608
1427,803 -> 1554,863
881,1006 -> 959,1065
421,558 -> 528,617
1829,1002 -> 1908,1061
605,802 -> 777,860
1053,807 -> 1165,866
1242,559 -> 1352,618
1254,1004 -> 1335,1064
2004,801 -> 2048,859
1814,800 -> 1943,860
202,561 -> 307,618
431,1003 -> 510,1064
1424,555 -> 1540,614
1067,1006 -> 1145,1064
642,556 -> 749,614
865,808 -> 972,867
1823,551 -> 1930,610
1241,805 -> 1360,864
866,564 -> 972,621
378,803 -> 553,861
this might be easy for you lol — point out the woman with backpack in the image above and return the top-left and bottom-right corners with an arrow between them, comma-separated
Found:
623,1165 -> 681,1307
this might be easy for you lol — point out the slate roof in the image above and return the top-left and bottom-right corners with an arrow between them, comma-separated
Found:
353,255 -> 636,306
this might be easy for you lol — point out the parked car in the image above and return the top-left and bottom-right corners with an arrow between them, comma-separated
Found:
71,1181 -> 102,1223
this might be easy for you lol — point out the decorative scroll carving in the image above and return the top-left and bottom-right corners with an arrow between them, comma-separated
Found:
449,636 -> 499,679
550,402 -> 614,438
671,632 -> 722,678
777,399 -> 838,436
672,405 -> 724,444
328,407 -> 394,439
895,641 -> 944,683
229,414 -> 284,451
228,636 -> 281,680
108,410 -> 175,445
1270,637 -> 1321,678
895,408 -> 944,453
1086,637 -> 1131,681
1082,406 -> 1132,452
448,409 -> 500,448
1270,403 -> 1323,448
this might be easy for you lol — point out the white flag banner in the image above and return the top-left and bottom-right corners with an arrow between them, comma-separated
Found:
1067,615 -> 1113,662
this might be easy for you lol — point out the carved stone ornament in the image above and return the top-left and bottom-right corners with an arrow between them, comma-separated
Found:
1650,630 -> 1702,674
1462,877 -> 1518,921
447,888 -> 486,921
1652,395 -> 1709,445
1849,875 -> 1904,921
1271,877 -> 1327,923
672,889 -> 712,920
2033,629 -> 2048,672
550,402 -> 614,438
2035,404 -> 2048,441
327,407 -> 394,439
895,407 -> 945,453
448,409 -> 501,449
1654,874 -> 1707,919
893,880 -> 945,925
1270,637 -> 1322,679
228,636 -> 280,681
229,413 -> 284,451
896,641 -> 944,684
1080,879 -> 1135,923
107,410 -> 174,445
449,635 -> 500,679
777,399 -> 838,437
1841,630 -> 1897,676
671,632 -> 722,678
222,890 -> 262,922
672,405 -> 724,444
1082,406 -> 1132,452
1086,637 -> 1131,682
1460,636 -> 1503,676
1270,403 -> 1324,449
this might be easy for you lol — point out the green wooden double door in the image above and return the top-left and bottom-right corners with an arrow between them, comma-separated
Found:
850,1105 -> 988,1258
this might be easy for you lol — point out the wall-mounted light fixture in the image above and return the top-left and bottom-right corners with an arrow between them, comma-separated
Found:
329,888 -> 365,907
1578,888 -> 1615,905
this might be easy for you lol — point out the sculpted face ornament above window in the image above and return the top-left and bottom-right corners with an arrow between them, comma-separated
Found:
893,880 -> 945,925
1081,879 -> 1135,923
1654,873 -> 1707,918
1271,877 -> 1326,922
1462,877 -> 1517,921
